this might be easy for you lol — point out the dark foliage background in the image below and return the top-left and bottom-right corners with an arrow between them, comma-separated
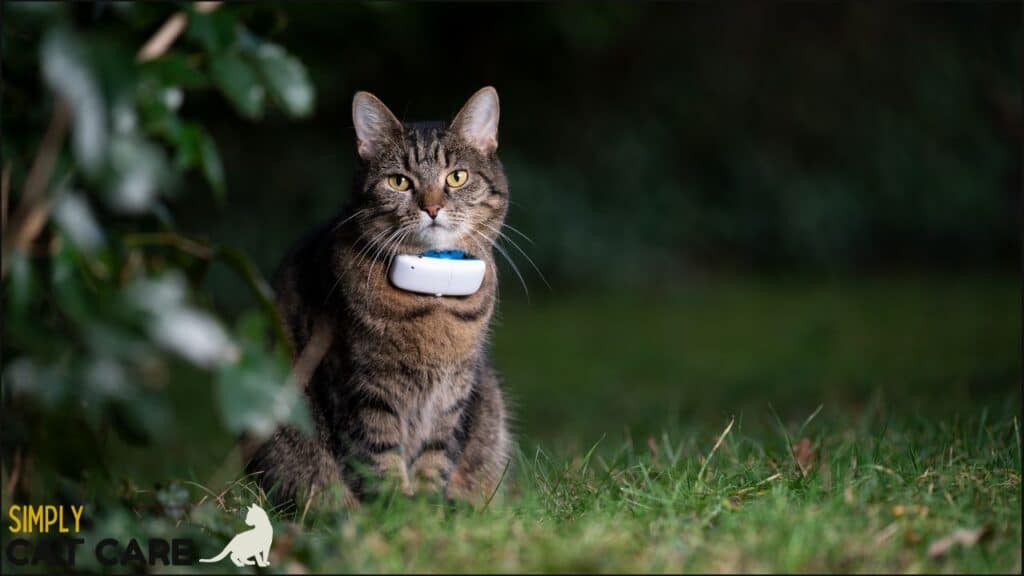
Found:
180,2 -> 1020,293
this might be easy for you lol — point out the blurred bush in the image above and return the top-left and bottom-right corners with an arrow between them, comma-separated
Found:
1,2 -> 313,504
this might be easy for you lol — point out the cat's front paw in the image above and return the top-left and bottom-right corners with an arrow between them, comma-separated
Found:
411,452 -> 452,495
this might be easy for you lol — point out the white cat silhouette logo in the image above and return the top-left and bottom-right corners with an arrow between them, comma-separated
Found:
199,503 -> 273,567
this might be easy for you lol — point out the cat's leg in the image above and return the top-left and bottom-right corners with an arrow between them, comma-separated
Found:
446,367 -> 511,504
408,374 -> 473,494
257,549 -> 270,567
343,383 -> 412,496
245,425 -> 355,512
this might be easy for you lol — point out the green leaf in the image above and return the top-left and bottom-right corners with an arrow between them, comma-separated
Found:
53,190 -> 106,253
172,123 -> 202,170
136,80 -> 184,141
236,309 -> 271,343
4,360 -> 69,410
210,51 -> 265,119
251,42 -> 315,118
110,392 -> 172,445
41,28 -> 108,176
155,483 -> 191,521
7,251 -> 36,319
198,128 -> 227,202
139,53 -> 208,89
215,352 -> 308,439
104,134 -> 170,213
172,123 -> 226,202
51,237 -> 91,324
186,8 -> 238,54
214,311 -> 310,438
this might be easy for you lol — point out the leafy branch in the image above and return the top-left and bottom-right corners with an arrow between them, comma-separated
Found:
1,3 -> 316,503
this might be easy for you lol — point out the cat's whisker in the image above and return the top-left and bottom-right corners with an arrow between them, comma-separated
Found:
376,225 -> 412,282
324,274 -> 344,306
325,224 -> 385,305
366,227 -> 406,289
464,232 -> 494,281
383,226 -> 410,266
331,208 -> 370,234
463,226 -> 488,254
499,222 -> 535,245
350,227 -> 392,296
469,228 -> 529,299
355,227 -> 387,261
355,227 -> 393,272
386,228 -> 412,270
478,221 -> 551,291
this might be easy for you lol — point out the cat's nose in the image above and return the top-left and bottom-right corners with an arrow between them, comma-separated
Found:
423,204 -> 442,219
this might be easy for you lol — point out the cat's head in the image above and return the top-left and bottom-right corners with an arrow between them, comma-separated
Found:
347,87 -> 508,256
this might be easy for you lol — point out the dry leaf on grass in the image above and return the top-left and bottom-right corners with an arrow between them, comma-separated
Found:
927,525 -> 992,558
793,437 -> 814,476
647,436 -> 659,464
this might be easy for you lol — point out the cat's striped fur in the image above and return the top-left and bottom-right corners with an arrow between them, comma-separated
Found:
245,88 -> 511,508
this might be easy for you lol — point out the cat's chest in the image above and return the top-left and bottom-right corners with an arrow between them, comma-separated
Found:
403,368 -> 471,444
363,301 -> 491,368
343,257 -> 496,366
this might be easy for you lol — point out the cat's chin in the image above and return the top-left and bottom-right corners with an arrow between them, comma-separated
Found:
414,225 -> 464,251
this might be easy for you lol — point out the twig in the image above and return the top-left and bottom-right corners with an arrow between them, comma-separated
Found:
123,232 -> 214,259
866,464 -> 906,483
4,448 -> 23,503
482,458 -> 512,512
2,99 -> 70,278
2,163 -> 10,232
697,417 -> 735,483
299,491 -> 315,526
798,403 -> 824,436
769,403 -> 802,478
182,480 -> 227,510
735,471 -> 783,495
291,318 -> 333,391
136,2 -> 222,63
874,521 -> 901,546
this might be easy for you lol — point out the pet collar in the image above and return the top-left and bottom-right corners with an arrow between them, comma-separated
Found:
389,250 -> 486,296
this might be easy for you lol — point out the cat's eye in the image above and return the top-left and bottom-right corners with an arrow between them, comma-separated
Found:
387,175 -> 411,191
446,170 -> 469,188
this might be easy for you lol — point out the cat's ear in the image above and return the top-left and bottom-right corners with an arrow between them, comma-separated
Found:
452,86 -> 500,154
352,91 -> 402,161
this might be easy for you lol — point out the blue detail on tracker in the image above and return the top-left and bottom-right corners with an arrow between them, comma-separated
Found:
421,249 -> 475,260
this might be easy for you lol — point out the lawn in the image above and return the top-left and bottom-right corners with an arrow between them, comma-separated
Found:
18,275 -> 1022,573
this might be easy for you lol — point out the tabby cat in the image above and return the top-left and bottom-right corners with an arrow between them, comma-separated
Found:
245,87 -> 511,507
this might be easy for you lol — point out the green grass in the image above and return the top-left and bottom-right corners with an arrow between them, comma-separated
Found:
147,412 -> 1021,573
16,275 -> 1021,573
493,274 -> 1019,445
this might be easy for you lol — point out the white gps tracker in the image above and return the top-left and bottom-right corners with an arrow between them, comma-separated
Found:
389,250 -> 486,297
